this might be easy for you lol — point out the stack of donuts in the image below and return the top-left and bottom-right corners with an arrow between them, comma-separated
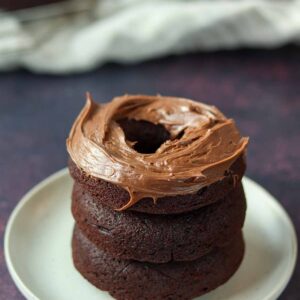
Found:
67,94 -> 249,300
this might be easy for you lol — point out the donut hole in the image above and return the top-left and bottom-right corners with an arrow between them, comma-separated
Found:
117,118 -> 170,153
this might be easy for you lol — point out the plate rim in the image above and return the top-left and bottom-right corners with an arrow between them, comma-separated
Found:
4,168 -> 298,300
243,177 -> 298,300
4,168 -> 68,300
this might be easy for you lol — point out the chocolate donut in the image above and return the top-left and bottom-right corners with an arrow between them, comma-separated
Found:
67,94 -> 248,214
72,226 -> 245,300
72,182 -> 246,263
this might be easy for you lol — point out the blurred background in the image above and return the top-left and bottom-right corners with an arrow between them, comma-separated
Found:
0,0 -> 299,299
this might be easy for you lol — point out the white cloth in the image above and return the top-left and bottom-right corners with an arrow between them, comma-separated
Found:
1,0 -> 300,74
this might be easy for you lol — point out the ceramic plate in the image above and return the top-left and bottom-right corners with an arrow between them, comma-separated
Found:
4,169 -> 297,300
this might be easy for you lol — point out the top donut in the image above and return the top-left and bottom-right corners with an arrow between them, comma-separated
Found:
67,94 -> 249,211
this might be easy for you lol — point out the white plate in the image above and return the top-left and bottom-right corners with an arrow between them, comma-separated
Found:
4,169 -> 297,300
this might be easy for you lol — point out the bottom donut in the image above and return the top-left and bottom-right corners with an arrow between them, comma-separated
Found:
72,226 -> 245,300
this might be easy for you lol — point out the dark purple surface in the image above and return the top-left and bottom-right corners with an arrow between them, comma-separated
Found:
0,47 -> 299,299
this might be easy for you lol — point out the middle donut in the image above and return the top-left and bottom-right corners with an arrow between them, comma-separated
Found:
72,182 -> 246,264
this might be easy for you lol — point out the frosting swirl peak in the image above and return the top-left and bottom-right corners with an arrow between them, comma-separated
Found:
67,94 -> 248,210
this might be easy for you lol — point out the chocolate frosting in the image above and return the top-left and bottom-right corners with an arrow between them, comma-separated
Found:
67,94 -> 248,210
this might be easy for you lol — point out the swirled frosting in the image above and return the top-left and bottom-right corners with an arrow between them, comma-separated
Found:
67,94 -> 248,210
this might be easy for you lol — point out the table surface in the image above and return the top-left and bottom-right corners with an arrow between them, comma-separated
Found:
0,46 -> 299,300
